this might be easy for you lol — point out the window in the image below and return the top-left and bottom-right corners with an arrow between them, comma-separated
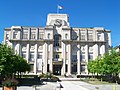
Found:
6,33 -> 9,39
47,64 -> 49,72
88,52 -> 93,60
22,52 -> 26,59
65,34 -> 68,39
30,29 -> 36,39
80,45 -> 85,52
88,30 -> 93,41
54,34 -> 61,47
81,65 -> 85,72
23,29 -> 28,39
48,33 -> 50,39
38,52 -> 42,59
65,64 -> 68,72
80,30 -> 85,40
80,54 -> 85,60
89,45 -> 93,52
56,54 -> 59,59
30,64 -> 34,72
13,31 -> 18,39
72,55 -> 77,62
97,33 -> 101,41
38,32 -> 44,39
29,52 -> 34,61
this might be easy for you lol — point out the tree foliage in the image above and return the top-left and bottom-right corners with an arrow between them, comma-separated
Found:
0,44 -> 30,80
88,49 -> 120,78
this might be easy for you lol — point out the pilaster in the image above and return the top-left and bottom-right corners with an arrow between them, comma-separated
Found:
77,44 -> 80,75
85,44 -> 88,74
34,44 -> 38,74
68,44 -> 71,75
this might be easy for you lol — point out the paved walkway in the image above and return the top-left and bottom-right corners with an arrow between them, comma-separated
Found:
60,80 -> 120,90
0,79 -> 120,90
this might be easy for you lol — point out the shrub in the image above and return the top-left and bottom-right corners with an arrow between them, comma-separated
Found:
39,73 -> 59,82
2,79 -> 18,87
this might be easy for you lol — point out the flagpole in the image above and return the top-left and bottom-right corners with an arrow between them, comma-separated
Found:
57,5 -> 59,14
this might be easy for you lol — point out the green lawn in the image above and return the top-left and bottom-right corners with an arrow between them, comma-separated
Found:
80,78 -> 117,85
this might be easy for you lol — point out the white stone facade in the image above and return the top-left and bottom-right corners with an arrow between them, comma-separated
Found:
4,13 -> 111,75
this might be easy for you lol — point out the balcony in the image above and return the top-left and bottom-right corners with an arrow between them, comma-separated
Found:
52,58 -> 63,65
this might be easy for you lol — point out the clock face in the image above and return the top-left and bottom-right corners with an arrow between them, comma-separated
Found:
54,19 -> 62,26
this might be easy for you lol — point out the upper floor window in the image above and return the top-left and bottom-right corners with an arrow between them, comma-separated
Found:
21,51 -> 26,59
72,55 -> 77,62
65,34 -> 68,39
30,29 -> 36,39
48,33 -> 50,39
88,52 -> 93,60
38,32 -> 44,39
29,52 -> 34,62
81,65 -> 85,72
80,30 -> 86,41
22,29 -> 28,39
6,33 -> 9,39
13,31 -> 18,39
54,34 -> 61,47
97,33 -> 101,41
89,45 -> 93,52
88,30 -> 93,41
38,52 -> 42,59
55,54 -> 59,59
80,45 -> 85,52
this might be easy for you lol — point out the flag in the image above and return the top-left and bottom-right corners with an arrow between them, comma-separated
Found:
58,5 -> 63,9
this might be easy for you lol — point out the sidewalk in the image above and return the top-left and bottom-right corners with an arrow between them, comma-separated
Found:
60,81 -> 89,90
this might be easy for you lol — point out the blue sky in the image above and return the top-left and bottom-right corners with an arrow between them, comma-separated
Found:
0,0 -> 119,46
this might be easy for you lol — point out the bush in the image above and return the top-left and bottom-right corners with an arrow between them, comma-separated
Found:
39,73 -> 59,82
2,79 -> 18,87
51,76 -> 59,82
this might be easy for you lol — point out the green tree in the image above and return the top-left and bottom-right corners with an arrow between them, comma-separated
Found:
87,48 -> 120,82
0,44 -> 30,80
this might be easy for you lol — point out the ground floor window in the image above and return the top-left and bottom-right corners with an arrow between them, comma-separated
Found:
47,64 -> 49,72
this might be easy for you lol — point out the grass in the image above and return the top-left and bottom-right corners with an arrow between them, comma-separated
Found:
80,78 -> 116,85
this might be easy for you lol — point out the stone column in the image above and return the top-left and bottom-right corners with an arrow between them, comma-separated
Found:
43,42 -> 48,73
93,44 -> 99,59
77,44 -> 80,75
68,44 -> 71,75
61,42 -> 66,75
101,44 -> 105,55
17,43 -> 21,55
85,44 -> 88,74
36,28 -> 38,40
28,28 -> 30,40
26,43 -> 30,63
34,44 -> 38,74
49,43 -> 53,73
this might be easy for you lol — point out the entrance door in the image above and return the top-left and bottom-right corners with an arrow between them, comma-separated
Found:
53,65 -> 62,75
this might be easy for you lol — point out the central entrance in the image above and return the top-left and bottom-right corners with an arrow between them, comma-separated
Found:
53,65 -> 62,75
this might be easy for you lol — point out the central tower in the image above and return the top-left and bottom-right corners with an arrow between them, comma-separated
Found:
45,14 -> 71,75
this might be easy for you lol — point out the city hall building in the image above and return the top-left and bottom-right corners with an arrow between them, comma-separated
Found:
4,14 -> 111,75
